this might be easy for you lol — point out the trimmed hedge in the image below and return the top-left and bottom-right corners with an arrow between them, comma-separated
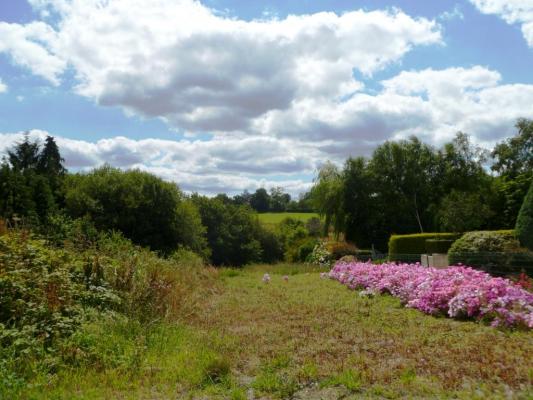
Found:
516,181 -> 533,251
448,230 -> 533,275
425,239 -> 455,254
388,233 -> 461,261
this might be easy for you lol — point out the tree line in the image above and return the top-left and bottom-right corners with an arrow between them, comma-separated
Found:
0,134 -> 312,266
312,119 -> 533,251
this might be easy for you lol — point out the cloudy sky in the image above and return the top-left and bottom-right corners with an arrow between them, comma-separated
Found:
0,0 -> 532,195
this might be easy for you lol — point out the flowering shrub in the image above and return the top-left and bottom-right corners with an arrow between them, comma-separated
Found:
307,240 -> 332,267
328,261 -> 533,329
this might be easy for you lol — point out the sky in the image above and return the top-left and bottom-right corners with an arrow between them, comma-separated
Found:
0,0 -> 532,196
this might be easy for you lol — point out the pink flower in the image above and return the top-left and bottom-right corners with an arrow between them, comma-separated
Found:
327,261 -> 533,329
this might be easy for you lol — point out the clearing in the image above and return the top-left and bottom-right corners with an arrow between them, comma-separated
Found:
20,264 -> 533,399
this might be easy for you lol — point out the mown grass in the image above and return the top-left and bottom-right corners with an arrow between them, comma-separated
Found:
194,264 -> 533,399
257,212 -> 319,228
9,263 -> 533,399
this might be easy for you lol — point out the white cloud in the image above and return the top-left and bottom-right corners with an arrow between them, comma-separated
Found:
3,0 -> 441,132
469,0 -> 533,47
0,130 -> 316,195
0,21 -> 66,84
0,78 -> 7,93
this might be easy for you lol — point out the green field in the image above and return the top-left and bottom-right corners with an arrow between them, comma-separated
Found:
16,264 -> 533,399
257,212 -> 320,227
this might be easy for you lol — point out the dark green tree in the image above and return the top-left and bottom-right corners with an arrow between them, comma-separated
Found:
250,188 -> 270,212
515,181 -> 533,250
7,134 -> 40,172
64,166 -> 207,254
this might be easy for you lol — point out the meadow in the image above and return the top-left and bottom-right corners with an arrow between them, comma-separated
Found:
12,263 -> 533,399
257,212 -> 320,229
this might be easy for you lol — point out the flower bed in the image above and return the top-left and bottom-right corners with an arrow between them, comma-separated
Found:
328,261 -> 533,328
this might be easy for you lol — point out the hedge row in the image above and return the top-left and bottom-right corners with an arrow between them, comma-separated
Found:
388,233 -> 462,261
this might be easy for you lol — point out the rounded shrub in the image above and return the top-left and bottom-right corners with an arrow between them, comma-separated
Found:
448,230 -> 531,275
515,181 -> 533,251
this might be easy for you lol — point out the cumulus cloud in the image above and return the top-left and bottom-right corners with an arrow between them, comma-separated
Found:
0,78 -> 7,93
0,22 -> 66,84
3,0 -> 441,132
469,0 -> 533,47
253,66 -> 533,155
0,130 -> 316,195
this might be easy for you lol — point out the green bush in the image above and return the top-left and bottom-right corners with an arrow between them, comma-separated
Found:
388,233 -> 461,261
64,166 -> 207,255
285,237 -> 317,262
327,241 -> 358,260
425,239 -> 455,254
448,230 -> 532,275
515,181 -> 533,250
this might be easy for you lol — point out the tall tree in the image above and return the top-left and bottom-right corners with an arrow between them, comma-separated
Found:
311,162 -> 344,237
7,133 -> 40,172
250,188 -> 270,212
492,118 -> 533,177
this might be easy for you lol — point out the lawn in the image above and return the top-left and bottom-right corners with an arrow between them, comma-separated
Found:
257,212 -> 320,228
13,264 -> 533,399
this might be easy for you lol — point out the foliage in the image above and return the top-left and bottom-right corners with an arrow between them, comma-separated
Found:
388,233 -> 461,260
285,237 -> 317,263
425,239 -> 455,254
311,161 -> 345,237
250,188 -> 270,212
436,190 -> 494,232
326,241 -> 358,260
192,195 -> 279,266
491,118 -> 533,177
0,135 -> 65,225
515,180 -> 533,250
447,230 -> 531,275
329,261 -> 533,328
307,240 -> 332,267
64,165 -> 207,255
0,229 -> 218,394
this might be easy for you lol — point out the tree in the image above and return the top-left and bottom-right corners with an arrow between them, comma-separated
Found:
250,188 -> 270,212
7,133 -> 40,172
64,166 -> 207,254
269,187 -> 291,212
369,137 -> 438,234
492,118 -> 533,177
192,196 -> 264,266
37,136 -> 65,178
437,190 -> 494,232
515,181 -> 533,250
311,162 -> 344,237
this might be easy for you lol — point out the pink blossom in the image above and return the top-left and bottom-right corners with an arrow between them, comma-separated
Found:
328,261 -> 533,329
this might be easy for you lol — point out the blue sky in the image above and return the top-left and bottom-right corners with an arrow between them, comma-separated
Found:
0,0 -> 532,195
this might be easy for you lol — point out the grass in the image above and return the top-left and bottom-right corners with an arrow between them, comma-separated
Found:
257,212 -> 319,228
9,263 -> 533,399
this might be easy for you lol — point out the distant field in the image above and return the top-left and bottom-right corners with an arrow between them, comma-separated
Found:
257,212 -> 319,227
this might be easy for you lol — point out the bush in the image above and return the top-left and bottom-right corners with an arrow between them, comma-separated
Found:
425,239 -> 455,254
285,237 -> 317,263
64,166 -> 207,255
515,181 -> 533,250
388,233 -> 461,261
448,230 -> 532,275
327,241 -> 358,260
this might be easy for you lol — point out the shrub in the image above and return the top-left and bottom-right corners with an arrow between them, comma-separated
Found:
516,181 -> 533,250
327,241 -> 358,260
425,239 -> 455,254
448,230 -> 531,275
388,233 -> 461,261
285,237 -> 317,262
64,166 -> 207,255
307,241 -> 332,267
